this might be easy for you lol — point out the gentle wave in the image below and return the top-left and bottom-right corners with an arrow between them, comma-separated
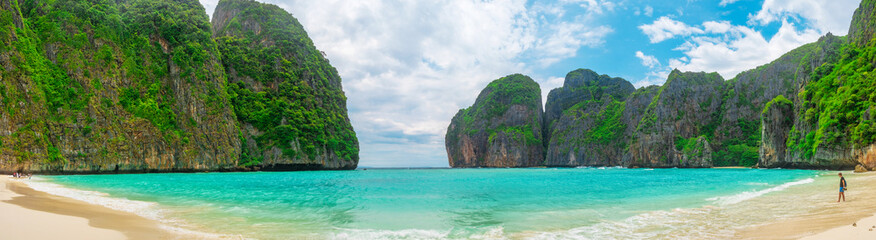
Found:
706,178 -> 815,205
329,207 -> 733,240
330,226 -> 510,240
331,228 -> 452,240
525,207 -> 731,240
24,178 -> 232,239
575,166 -> 626,170
330,176 -> 820,240
25,177 -> 163,219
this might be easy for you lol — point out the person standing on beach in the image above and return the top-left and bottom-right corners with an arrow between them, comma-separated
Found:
838,173 -> 847,202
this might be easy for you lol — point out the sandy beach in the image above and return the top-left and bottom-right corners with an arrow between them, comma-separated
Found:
738,171 -> 876,240
0,176 -> 178,240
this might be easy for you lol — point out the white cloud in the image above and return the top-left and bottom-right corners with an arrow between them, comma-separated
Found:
670,20 -> 821,79
643,6 -> 653,17
634,5 -> 653,17
633,51 -> 670,87
635,51 -> 659,68
749,0 -> 860,35
639,0 -> 858,82
532,22 -> 613,66
539,76 -> 566,105
573,0 -> 617,15
639,16 -> 704,43
201,0 -> 219,19
703,21 -> 732,33
202,0 -> 613,167
719,0 -> 740,7
635,69 -> 671,88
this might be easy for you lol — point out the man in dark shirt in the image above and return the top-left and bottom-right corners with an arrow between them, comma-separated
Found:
838,172 -> 847,202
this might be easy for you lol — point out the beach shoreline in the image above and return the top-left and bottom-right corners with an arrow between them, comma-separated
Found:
737,171 -> 876,240
3,170 -> 876,239
0,176 -> 180,240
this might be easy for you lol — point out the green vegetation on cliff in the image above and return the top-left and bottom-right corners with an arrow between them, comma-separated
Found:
584,101 -> 626,145
447,0 -> 876,170
0,0 -> 357,172
762,95 -> 793,116
1,0 -> 232,170
214,0 -> 357,165
795,35 -> 876,158
460,74 -> 542,122
446,74 -> 544,168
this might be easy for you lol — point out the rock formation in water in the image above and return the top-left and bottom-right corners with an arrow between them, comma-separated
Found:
0,0 -> 357,173
447,0 -> 876,169
445,74 -> 544,168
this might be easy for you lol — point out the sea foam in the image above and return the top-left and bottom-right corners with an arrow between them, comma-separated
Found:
706,178 -> 814,205
25,177 -> 163,219
523,206 -> 737,240
330,226 -> 511,240
24,178 -> 233,239
330,228 -> 451,240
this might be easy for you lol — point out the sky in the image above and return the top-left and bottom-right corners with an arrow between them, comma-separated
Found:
198,0 -> 862,168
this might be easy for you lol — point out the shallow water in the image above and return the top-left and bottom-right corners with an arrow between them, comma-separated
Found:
33,168 -> 827,239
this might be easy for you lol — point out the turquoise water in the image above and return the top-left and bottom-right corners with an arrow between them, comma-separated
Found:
38,168 -> 822,239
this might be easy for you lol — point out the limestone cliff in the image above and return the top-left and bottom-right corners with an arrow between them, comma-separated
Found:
628,70 -> 724,167
212,0 -> 358,170
445,74 -> 543,168
542,69 -> 638,166
849,0 -> 876,47
759,0 -> 876,170
445,0 -> 876,170
760,95 -> 794,167
0,0 -> 357,173
0,0 -> 240,173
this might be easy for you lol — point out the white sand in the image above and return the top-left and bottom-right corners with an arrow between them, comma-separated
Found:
1,176 -> 126,240
737,171 -> 876,239
802,213 -> 876,240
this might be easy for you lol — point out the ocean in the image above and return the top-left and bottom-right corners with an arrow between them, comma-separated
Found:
28,168 -> 833,239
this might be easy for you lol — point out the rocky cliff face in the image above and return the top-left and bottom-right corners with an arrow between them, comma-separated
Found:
0,0 -> 240,173
849,0 -> 876,47
212,0 -> 358,170
446,74 -> 543,168
758,0 -> 876,170
759,96 -> 794,167
544,69 -> 635,138
543,69 -> 637,166
628,70 -> 724,167
754,35 -> 851,169
0,0 -> 357,173
446,0 -> 876,170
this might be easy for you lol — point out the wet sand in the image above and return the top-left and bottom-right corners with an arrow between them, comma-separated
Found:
0,176 -> 178,240
737,171 -> 876,239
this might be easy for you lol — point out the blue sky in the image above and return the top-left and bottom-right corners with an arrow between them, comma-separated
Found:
199,0 -> 862,168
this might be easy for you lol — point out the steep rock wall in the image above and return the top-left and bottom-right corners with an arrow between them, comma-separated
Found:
0,0 -> 240,173
628,70 -> 724,167
446,74 -> 543,168
0,0 -> 358,173
212,0 -> 358,170
543,69 -> 638,166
